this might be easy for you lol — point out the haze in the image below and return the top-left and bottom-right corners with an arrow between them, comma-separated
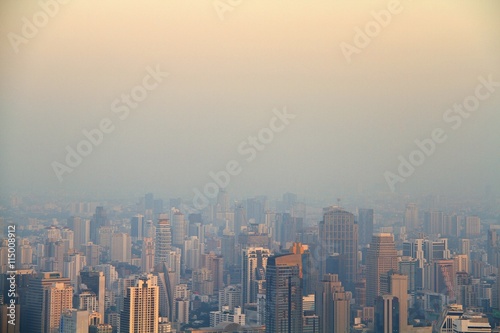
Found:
1,0 -> 499,202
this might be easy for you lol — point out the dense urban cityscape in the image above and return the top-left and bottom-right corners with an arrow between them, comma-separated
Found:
1,191 -> 500,332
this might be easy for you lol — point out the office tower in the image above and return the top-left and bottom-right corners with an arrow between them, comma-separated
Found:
399,257 -> 419,293
488,228 -> 500,266
171,211 -> 187,247
155,216 -> 172,265
424,211 -> 445,235
246,196 -> 267,225
290,242 -> 317,296
275,213 -> 303,247
203,252 -> 224,292
374,295 -> 399,333
265,253 -> 302,333
120,275 -> 159,333
315,274 -> 351,333
221,234 -> 236,268
145,193 -> 155,210
155,262 -> 175,321
242,247 -> 270,306
358,208 -> 374,246
366,233 -> 398,306
403,238 -> 425,265
24,272 -> 73,333
465,216 -> 481,238
63,252 -> 86,289
85,242 -> 100,267
423,238 -> 451,262
404,203 -> 419,231
143,220 -> 156,239
319,206 -> 358,292
60,309 -> 89,333
154,199 -> 164,216
234,204 -> 246,236
91,207 -> 107,244
389,273 -> 408,332
80,270 -> 105,319
111,233 -> 131,263
141,237 -> 155,273
131,215 -> 144,242
434,304 -> 464,333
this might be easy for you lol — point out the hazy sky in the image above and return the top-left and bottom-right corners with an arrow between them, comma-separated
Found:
1,0 -> 499,202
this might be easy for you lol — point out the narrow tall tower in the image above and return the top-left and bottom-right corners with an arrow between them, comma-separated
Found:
155,215 -> 172,265
315,274 -> 351,333
366,233 -> 398,306
265,253 -> 303,333
120,275 -> 159,333
319,206 -> 358,292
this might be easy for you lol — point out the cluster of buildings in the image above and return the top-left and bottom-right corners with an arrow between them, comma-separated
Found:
0,192 -> 499,332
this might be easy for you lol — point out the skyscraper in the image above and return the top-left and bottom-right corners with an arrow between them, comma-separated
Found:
111,233 -> 131,263
241,247 -> 270,306
155,262 -> 175,321
155,216 -> 172,265
389,273 -> 408,332
24,272 -> 73,333
91,206 -> 107,244
131,214 -> 144,242
265,253 -> 303,333
358,208 -> 374,246
141,237 -> 155,273
315,274 -> 351,333
374,295 -> 400,333
120,275 -> 159,333
366,233 -> 398,306
404,203 -> 419,232
171,210 -> 187,248
319,206 -> 358,292
80,270 -> 105,319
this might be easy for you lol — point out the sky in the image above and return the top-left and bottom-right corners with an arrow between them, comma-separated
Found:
1,0 -> 499,203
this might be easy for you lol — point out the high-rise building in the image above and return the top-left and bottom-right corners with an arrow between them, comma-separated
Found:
366,233 -> 398,306
465,216 -> 481,238
60,309 -> 89,333
120,275 -> 159,333
23,272 -> 73,333
424,211 -> 445,235
155,262 -> 175,321
315,274 -> 351,333
358,208 -> 374,246
141,237 -> 155,273
85,242 -> 100,267
171,211 -> 187,248
389,273 -> 408,332
111,233 -> 131,263
242,247 -> 270,306
265,253 -> 302,333
80,270 -> 105,319
155,216 -> 172,265
131,215 -> 144,242
319,206 -> 358,292
91,207 -> 107,244
404,203 -> 419,231
374,295 -> 399,333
